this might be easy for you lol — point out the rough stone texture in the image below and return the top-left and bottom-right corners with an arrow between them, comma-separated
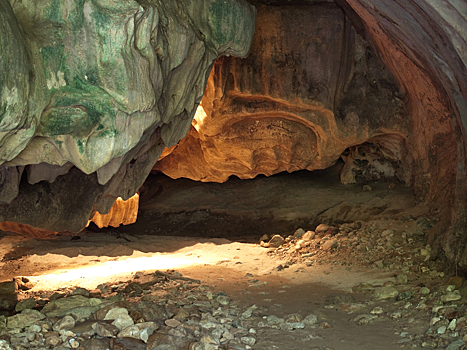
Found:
0,0 -> 256,232
88,193 -> 139,229
155,0 -> 467,267
155,3 -> 409,183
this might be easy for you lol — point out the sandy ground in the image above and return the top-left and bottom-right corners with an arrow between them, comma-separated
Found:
0,165 -> 445,349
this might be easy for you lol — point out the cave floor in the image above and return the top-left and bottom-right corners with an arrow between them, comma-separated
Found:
0,166 -> 458,350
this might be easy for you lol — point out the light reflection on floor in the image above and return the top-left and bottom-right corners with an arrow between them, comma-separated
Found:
25,254 -> 205,292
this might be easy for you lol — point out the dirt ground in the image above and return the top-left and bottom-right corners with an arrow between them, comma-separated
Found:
0,164 -> 456,350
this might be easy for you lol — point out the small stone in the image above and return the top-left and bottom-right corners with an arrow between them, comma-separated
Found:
315,224 -> 330,236
353,314 -> 377,325
96,284 -> 110,293
0,340 -> 12,350
285,314 -> 303,323
446,340 -> 466,350
268,235 -> 285,248
69,338 -> 80,348
241,336 -> 256,346
15,298 -> 36,312
437,326 -> 447,334
448,319 -> 457,331
0,281 -> 16,295
104,307 -> 130,320
374,286 -> 399,300
92,322 -> 119,337
165,319 -> 182,327
173,309 -> 190,319
82,338 -> 108,350
216,295 -> 231,305
319,321 -> 332,329
302,314 -> 318,325
396,291 -> 412,301
112,314 -> 135,330
43,331 -> 61,346
293,228 -> 305,238
117,322 -> 158,342
441,291 -> 462,302
420,287 -> 431,295
396,274 -> 408,284
302,231 -> 315,241
447,285 -> 456,292
362,185 -> 372,192
71,287 -> 90,297
41,295 -> 102,317
370,307 -> 384,314
322,239 -> 338,251
7,309 -> 46,329
448,276 -> 464,289
53,315 -> 76,331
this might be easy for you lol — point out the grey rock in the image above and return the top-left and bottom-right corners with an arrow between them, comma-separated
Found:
268,235 -> 285,248
53,315 -> 76,331
374,286 -> 399,300
0,340 -> 12,350
322,239 -> 338,251
14,298 -> 35,312
82,338 -> 108,350
0,281 -> 16,295
71,288 -> 90,297
41,295 -> 102,317
7,309 -> 46,329
446,340 -> 466,350
92,322 -> 119,337
303,314 -> 318,325
441,291 -> 462,302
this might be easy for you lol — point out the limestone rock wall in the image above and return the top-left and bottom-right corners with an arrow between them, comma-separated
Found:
0,0 -> 256,232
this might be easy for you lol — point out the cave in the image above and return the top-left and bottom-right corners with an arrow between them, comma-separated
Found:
1,0 -> 467,349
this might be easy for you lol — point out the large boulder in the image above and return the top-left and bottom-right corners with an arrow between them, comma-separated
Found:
0,0 -> 256,232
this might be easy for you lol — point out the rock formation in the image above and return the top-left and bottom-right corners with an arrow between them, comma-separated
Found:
155,3 -> 411,184
155,0 -> 467,267
0,0 -> 256,232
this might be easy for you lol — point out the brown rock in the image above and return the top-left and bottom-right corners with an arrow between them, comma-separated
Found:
315,224 -> 330,237
322,239 -> 338,251
89,194 -> 139,229
267,235 -> 285,248
447,276 -> 463,289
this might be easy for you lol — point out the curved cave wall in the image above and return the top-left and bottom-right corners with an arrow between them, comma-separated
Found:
155,0 -> 467,266
1,0 -> 467,267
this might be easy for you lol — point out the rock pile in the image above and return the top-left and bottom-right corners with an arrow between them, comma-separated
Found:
0,271 -> 320,350
261,217 -> 443,278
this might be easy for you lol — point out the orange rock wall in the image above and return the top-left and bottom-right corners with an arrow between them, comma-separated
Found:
155,3 -> 411,183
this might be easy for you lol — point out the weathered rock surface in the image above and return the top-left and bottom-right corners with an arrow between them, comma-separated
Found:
155,3 -> 410,183
0,0 -> 256,232
154,0 -> 467,267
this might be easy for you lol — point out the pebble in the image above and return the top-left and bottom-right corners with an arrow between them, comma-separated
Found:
267,235 -> 286,248
370,306 -> 384,314
322,239 -> 338,251
446,340 -> 466,350
441,291 -> 462,302
374,286 -> 399,300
